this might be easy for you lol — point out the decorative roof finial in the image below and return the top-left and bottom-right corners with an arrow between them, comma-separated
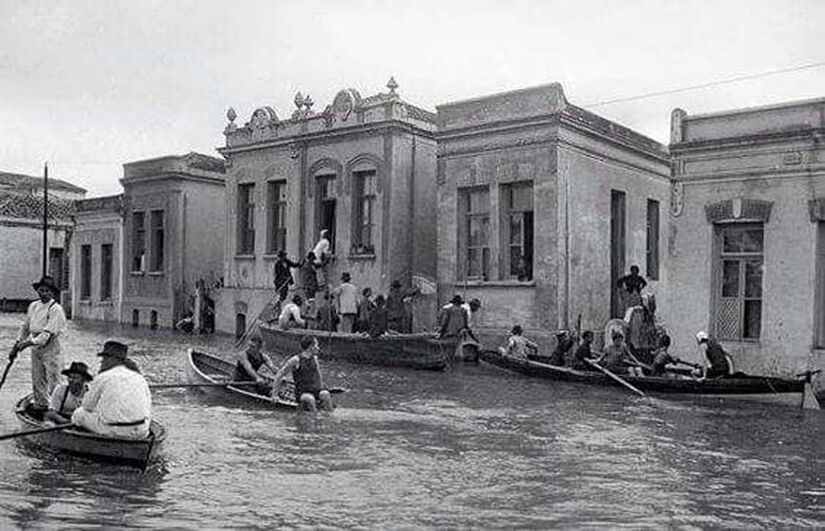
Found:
304,94 -> 314,111
226,107 -> 237,123
387,76 -> 398,95
294,92 -> 304,109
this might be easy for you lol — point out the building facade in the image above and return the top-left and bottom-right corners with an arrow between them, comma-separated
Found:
666,98 -> 825,377
70,194 -> 125,322
0,171 -> 86,309
215,80 -> 438,336
436,84 -> 670,345
120,153 -> 226,328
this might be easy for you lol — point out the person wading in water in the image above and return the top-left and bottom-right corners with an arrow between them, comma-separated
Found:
271,336 -> 333,412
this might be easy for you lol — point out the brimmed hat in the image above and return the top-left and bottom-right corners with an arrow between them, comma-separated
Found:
61,361 -> 93,381
32,275 -> 60,297
450,294 -> 464,304
97,340 -> 129,359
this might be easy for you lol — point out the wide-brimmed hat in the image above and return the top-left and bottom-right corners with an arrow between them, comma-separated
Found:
61,361 -> 93,381
97,340 -> 129,359
32,275 -> 60,297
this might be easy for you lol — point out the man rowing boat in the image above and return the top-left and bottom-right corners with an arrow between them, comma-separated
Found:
233,335 -> 279,396
270,336 -> 333,412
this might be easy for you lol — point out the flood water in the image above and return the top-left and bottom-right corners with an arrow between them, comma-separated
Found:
0,313 -> 822,528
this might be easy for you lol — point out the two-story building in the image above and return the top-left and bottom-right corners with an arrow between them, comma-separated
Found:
666,98 -> 825,377
120,153 -> 226,328
215,80 -> 438,336
436,83 -> 671,346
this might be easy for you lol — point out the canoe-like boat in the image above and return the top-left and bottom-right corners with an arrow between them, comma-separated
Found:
259,324 -> 451,370
14,394 -> 166,467
480,348 -> 815,408
186,348 -> 298,410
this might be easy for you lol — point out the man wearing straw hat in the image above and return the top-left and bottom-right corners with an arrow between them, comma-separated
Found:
9,275 -> 67,417
44,361 -> 93,424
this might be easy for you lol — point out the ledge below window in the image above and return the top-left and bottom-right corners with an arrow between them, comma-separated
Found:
348,253 -> 376,261
78,299 -> 92,305
148,271 -> 164,277
130,271 -> 144,276
234,254 -> 256,260
452,279 -> 536,288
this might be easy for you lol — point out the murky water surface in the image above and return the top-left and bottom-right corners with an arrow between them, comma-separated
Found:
0,314 -> 822,528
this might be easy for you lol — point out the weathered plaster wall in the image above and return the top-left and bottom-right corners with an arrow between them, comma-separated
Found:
0,223 -> 68,300
71,215 -> 122,322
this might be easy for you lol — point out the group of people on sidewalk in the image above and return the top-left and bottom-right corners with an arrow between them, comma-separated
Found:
9,275 -> 153,439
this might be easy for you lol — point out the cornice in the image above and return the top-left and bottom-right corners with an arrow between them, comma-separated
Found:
671,128 -> 825,154
120,172 -> 226,188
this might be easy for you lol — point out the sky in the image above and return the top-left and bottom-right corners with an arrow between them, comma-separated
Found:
1,0 -> 823,197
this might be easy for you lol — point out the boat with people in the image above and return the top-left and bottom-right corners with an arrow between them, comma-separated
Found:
258,324 -> 455,370
479,348 -> 817,408
185,348 -> 299,409
13,394 -> 166,467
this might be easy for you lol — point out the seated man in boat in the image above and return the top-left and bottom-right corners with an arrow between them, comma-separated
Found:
597,332 -> 643,376
71,340 -> 152,440
271,336 -> 333,412
568,330 -> 598,371
277,294 -> 306,329
44,361 -> 93,424
506,324 -> 538,359
547,330 -> 575,366
314,290 -> 339,332
233,334 -> 279,396
696,330 -> 732,379
367,295 -> 389,337
438,295 -> 469,339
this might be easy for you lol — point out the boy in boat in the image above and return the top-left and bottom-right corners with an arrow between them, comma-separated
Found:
44,361 -> 93,424
71,340 -> 152,440
278,295 -> 306,329
233,335 -> 279,396
696,330 -> 733,379
506,324 -> 538,359
271,336 -> 333,412
597,332 -> 642,375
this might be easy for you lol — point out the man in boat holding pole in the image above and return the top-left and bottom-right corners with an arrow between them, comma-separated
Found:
270,336 -> 333,412
233,335 -> 279,396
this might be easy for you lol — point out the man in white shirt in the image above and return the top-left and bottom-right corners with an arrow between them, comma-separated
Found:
331,272 -> 359,333
312,229 -> 333,288
44,361 -> 93,423
277,295 -> 306,329
10,275 -> 67,415
71,340 -> 152,440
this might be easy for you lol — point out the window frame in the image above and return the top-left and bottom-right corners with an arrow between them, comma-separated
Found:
80,244 -> 92,301
131,211 -> 145,273
100,243 -> 113,301
501,181 -> 534,281
266,180 -> 288,254
714,223 -> 764,341
236,183 -> 256,255
646,198 -> 660,281
460,186 -> 491,281
352,169 -> 377,255
150,209 -> 165,273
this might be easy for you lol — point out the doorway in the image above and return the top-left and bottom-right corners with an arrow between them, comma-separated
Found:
610,190 -> 626,318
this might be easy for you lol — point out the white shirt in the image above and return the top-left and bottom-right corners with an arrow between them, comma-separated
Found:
278,302 -> 305,328
73,365 -> 151,425
17,299 -> 66,346
442,302 -> 473,324
333,282 -> 359,314
48,382 -> 86,415
312,238 -> 330,263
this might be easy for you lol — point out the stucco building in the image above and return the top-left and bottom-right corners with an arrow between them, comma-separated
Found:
0,171 -> 86,310
666,97 -> 825,377
215,79 -> 438,336
436,83 -> 670,344
70,194 -> 125,322
120,153 -> 226,328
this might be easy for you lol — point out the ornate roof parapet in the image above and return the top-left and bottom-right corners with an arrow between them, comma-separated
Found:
222,78 -> 435,151
122,152 -> 226,183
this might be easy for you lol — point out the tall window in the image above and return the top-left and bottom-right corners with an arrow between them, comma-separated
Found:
150,209 -> 164,272
237,183 -> 255,254
353,169 -> 376,254
461,187 -> 490,280
316,175 -> 336,252
646,199 -> 660,280
132,211 -> 145,272
100,243 -> 113,301
267,181 -> 287,253
502,182 -> 534,280
715,224 -> 763,340
817,221 -> 825,347
80,245 -> 92,300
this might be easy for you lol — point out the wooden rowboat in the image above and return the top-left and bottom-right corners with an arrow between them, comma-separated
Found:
185,348 -> 299,410
479,348 -> 814,408
14,394 -> 166,467
259,324 -> 449,370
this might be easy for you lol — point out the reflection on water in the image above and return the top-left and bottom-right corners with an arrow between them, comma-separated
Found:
0,314 -> 822,527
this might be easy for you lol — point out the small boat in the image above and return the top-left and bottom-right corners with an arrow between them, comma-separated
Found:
186,348 -> 299,410
14,394 -> 166,467
479,348 -> 814,408
259,324 -> 449,370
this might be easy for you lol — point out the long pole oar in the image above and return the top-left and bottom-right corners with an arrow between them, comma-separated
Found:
0,423 -> 72,442
0,346 -> 19,392
149,380 -> 349,393
585,359 -> 646,397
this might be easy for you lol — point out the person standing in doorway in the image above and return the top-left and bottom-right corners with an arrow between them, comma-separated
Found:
10,276 -> 67,418
616,265 -> 647,314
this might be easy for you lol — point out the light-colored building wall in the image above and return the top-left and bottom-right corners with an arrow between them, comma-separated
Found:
667,98 -> 825,379
0,222 -> 70,300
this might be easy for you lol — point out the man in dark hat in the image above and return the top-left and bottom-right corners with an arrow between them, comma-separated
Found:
273,250 -> 300,303
10,275 -> 67,415
44,361 -> 93,423
71,340 -> 152,439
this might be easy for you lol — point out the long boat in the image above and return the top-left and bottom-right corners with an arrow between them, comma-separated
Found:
14,394 -> 166,467
479,348 -> 815,408
186,348 -> 299,410
259,324 -> 451,370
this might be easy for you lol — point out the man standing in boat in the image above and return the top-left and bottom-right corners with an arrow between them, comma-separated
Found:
10,275 -> 67,418
331,272 -> 359,333
271,336 -> 333,412
44,361 -> 93,424
616,265 -> 647,314
71,340 -> 152,440
387,280 -> 420,333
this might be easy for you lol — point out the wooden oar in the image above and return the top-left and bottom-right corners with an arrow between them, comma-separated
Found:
585,359 -> 646,397
0,423 -> 73,442
0,346 -> 19,392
